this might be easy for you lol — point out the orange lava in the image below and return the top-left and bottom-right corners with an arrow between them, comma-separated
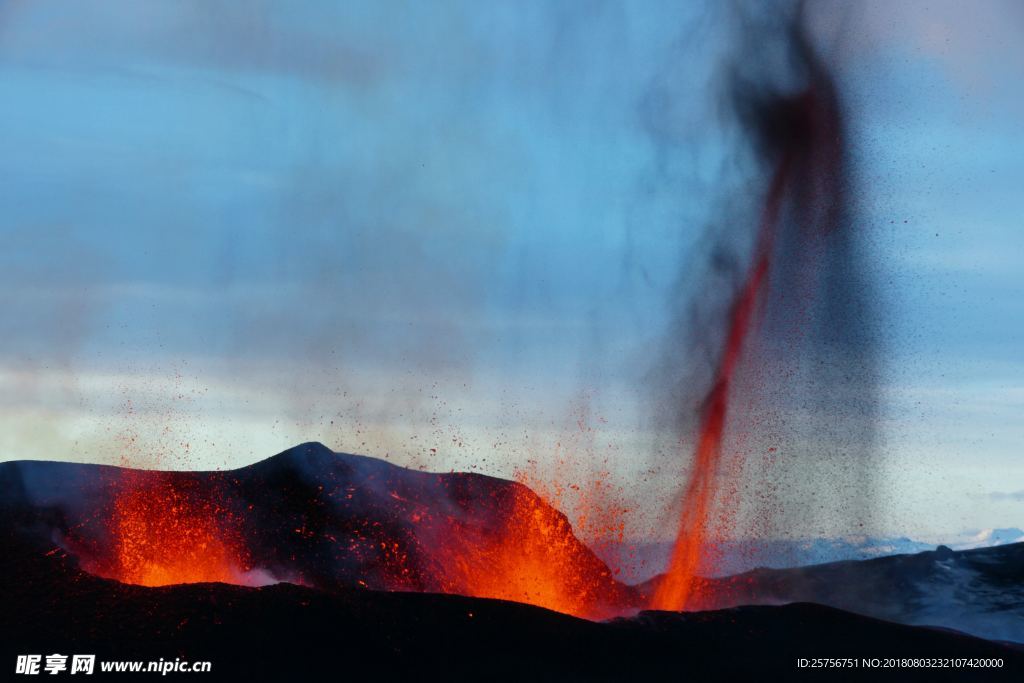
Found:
104,474 -> 247,586
514,458 -> 630,577
442,483 -> 627,620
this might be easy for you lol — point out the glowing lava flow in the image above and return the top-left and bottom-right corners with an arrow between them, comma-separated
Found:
105,473 -> 248,586
442,483 -> 629,620
651,156 -> 792,612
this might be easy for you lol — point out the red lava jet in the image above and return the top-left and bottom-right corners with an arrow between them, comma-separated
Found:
652,21 -> 852,611
651,158 -> 792,611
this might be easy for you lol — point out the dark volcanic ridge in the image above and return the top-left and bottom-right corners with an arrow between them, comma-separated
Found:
1,442 -> 638,619
2,441 -> 1023,678
0,530 -> 1021,682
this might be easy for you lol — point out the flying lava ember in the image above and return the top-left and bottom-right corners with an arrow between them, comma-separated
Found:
83,473 -> 251,587
108,479 -> 245,586
439,481 -> 631,619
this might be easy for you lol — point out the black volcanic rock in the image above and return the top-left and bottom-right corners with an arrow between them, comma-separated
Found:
0,534 -> 1020,682
0,443 -> 637,618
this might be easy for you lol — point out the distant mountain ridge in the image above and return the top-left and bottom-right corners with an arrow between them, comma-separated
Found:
599,537 -> 932,584
675,542 -> 1024,644
954,527 -> 1024,549
601,530 -> 1024,583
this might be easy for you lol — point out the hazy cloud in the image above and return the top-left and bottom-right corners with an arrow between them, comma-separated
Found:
989,491 -> 1024,503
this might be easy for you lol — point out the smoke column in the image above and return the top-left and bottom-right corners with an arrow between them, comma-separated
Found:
652,4 -> 878,611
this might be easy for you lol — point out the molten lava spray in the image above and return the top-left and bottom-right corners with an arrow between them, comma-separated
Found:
652,6 -> 873,611
442,482 -> 629,620
97,471 -> 250,586
651,159 -> 790,610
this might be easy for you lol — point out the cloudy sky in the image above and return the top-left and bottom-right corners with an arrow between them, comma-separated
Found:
0,0 -> 1021,541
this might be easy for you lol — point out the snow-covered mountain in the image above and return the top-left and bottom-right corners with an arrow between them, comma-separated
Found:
680,543 -> 1024,644
602,531 -> 1024,583
600,536 -> 935,583
952,527 -> 1024,549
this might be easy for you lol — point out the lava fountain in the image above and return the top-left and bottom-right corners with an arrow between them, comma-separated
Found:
651,157 -> 791,611
91,471 -> 251,587
440,481 -> 632,620
652,10 -> 866,611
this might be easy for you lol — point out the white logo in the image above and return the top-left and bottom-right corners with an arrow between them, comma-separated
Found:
15,654 -> 95,675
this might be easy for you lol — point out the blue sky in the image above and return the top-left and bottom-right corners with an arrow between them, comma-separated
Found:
0,1 -> 1021,540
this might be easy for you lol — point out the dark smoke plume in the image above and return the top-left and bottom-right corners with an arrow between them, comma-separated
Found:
653,2 -> 879,609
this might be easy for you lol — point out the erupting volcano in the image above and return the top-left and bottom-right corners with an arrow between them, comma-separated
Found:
2,0 -> 1021,679
11,443 -> 637,620
8,10 -> 874,629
